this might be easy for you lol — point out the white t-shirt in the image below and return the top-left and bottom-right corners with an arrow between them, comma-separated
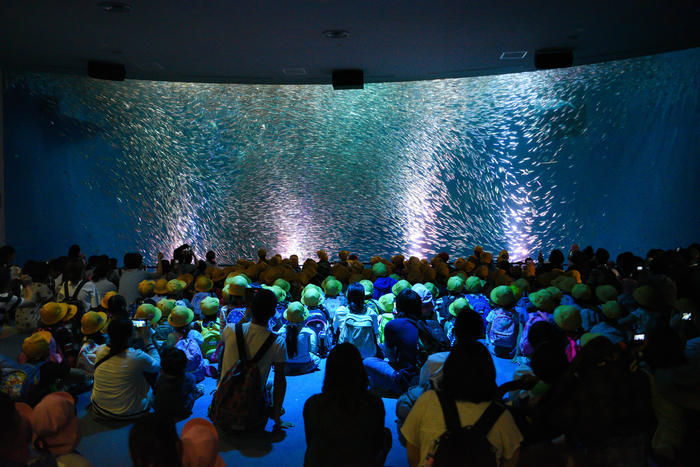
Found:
91,346 -> 161,417
401,390 -> 523,466
278,325 -> 317,364
92,278 -> 117,299
118,269 -> 157,306
0,292 -> 23,322
56,280 -> 100,312
219,322 -> 287,387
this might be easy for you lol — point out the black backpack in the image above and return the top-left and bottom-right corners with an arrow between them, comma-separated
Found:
408,319 -> 451,364
431,392 -> 505,466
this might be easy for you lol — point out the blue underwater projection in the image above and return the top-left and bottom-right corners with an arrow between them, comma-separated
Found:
3,48 -> 699,264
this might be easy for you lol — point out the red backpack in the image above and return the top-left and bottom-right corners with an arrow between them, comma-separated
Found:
208,323 -> 276,432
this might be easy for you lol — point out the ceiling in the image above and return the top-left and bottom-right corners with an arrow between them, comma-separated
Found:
1,1 -> 698,84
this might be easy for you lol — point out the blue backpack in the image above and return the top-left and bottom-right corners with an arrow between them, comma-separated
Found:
488,308 -> 519,358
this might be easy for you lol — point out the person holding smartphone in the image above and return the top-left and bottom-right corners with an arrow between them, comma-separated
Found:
90,316 -> 161,420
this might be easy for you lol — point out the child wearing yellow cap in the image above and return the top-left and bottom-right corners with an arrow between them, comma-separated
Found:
77,311 -> 108,376
36,302 -> 77,365
190,275 -> 216,320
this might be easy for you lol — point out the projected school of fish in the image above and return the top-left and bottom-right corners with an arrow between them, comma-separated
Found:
8,50 -> 695,263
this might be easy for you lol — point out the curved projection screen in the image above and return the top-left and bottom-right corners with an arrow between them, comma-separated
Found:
4,49 -> 699,264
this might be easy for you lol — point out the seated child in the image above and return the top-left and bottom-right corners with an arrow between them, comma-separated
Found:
222,275 -> 249,324
463,276 -> 492,317
181,418 -> 227,467
436,276 -> 465,323
98,291 -> 117,314
553,305 -> 582,361
278,302 -> 320,375
321,277 -> 347,321
30,392 -> 90,466
197,296 -> 222,361
152,278 -> 169,304
301,286 -> 331,324
154,299 -> 176,342
377,293 -> 396,344
486,285 -> 520,358
130,280 -> 157,316
153,347 -> 197,420
168,306 -> 206,383
372,262 -> 398,299
77,311 -> 108,376
37,302 -> 76,364
191,275 -> 216,319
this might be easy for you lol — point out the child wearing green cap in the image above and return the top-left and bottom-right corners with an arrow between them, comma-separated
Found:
278,302 -> 321,375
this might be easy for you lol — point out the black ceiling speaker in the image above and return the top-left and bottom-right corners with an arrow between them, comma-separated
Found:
332,69 -> 364,90
534,49 -> 574,70
88,61 -> 126,81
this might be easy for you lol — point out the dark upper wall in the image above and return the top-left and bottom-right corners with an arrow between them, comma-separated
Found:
0,1 -> 699,84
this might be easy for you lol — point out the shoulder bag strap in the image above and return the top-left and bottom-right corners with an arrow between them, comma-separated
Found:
63,282 -> 70,301
94,350 -> 119,371
251,332 -> 277,363
436,390 -> 462,432
235,323 -> 248,362
71,279 -> 88,300
469,402 -> 506,438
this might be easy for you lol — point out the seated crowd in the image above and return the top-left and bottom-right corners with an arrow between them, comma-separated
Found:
0,242 -> 699,466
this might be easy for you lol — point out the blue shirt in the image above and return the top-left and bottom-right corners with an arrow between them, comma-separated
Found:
384,318 -> 419,370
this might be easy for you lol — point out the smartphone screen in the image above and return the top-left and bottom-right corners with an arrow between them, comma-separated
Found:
633,333 -> 645,342
132,319 -> 147,328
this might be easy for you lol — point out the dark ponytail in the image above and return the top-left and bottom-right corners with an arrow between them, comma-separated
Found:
286,324 -> 301,358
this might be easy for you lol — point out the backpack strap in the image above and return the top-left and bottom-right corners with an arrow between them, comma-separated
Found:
436,391 -> 462,432
318,304 -> 331,322
251,332 -> 277,364
468,401 -> 506,438
70,280 -> 88,301
235,323 -> 248,362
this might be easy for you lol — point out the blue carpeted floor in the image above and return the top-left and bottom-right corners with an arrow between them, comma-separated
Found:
0,327 -> 520,466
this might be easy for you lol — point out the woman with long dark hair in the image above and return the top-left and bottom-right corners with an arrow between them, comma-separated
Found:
303,343 -> 391,466
402,341 -> 522,467
90,316 -> 161,420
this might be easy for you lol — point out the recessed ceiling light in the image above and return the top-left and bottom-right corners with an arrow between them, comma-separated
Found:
97,2 -> 132,13
500,51 -> 528,60
322,30 -> 350,39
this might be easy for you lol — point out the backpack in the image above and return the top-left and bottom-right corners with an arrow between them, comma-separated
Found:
518,311 -> 552,356
305,318 -> 331,358
341,313 -> 378,359
465,294 -> 492,316
200,322 -> 221,359
1,367 -> 28,400
225,306 -> 247,325
429,392 -> 505,467
408,319 -> 451,365
323,295 -> 347,321
488,308 -> 519,358
208,323 -> 277,432
60,280 -> 88,339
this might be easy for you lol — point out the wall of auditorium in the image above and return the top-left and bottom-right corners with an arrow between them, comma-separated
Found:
2,48 -> 699,264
